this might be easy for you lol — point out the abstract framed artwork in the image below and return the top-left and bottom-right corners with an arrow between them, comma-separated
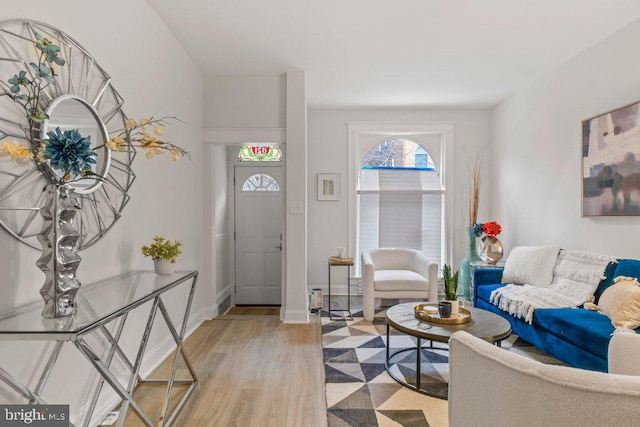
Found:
317,173 -> 340,201
582,100 -> 640,216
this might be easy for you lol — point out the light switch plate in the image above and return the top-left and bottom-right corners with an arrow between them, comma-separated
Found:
289,202 -> 303,215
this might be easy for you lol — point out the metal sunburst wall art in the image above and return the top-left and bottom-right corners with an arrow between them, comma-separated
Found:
0,20 -> 189,317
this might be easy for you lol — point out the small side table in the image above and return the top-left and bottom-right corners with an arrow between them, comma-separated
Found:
470,261 -> 505,305
328,258 -> 354,320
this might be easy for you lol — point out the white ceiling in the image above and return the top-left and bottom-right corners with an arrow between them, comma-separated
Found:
146,0 -> 640,108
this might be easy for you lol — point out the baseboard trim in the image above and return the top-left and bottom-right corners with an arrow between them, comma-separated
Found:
217,283 -> 233,302
203,304 -> 218,320
203,284 -> 233,319
282,308 -> 309,323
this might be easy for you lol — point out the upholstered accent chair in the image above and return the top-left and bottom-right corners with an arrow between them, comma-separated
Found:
361,248 -> 438,321
448,331 -> 640,427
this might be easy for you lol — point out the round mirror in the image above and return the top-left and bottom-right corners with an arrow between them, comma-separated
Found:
0,19 -> 136,250
41,95 -> 111,194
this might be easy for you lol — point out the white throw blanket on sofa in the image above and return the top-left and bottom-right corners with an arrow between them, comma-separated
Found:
490,250 -> 617,324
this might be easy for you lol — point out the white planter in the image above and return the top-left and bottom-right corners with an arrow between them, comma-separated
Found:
445,299 -> 465,315
154,259 -> 175,275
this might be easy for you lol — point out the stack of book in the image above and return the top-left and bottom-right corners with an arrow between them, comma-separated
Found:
330,256 -> 354,264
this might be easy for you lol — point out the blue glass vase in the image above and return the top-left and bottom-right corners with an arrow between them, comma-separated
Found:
459,226 -> 481,301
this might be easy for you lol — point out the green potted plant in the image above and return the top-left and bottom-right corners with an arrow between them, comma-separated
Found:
442,264 -> 465,314
141,236 -> 182,275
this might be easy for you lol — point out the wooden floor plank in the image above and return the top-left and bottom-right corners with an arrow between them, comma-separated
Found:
123,316 -> 327,426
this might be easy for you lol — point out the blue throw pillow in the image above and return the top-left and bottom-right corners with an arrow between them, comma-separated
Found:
595,259 -> 640,304
614,259 -> 640,280
594,261 -> 619,304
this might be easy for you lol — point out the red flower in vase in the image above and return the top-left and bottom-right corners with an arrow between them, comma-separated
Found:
482,221 -> 502,236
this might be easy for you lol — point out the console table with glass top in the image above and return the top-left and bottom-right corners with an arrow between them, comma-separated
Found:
0,270 -> 199,427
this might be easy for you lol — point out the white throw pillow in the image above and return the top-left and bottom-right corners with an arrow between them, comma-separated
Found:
548,249 -> 617,305
501,245 -> 560,287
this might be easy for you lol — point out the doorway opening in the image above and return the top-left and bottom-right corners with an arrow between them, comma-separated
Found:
232,143 -> 284,307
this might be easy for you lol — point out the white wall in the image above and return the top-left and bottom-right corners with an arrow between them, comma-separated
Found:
307,108 -> 491,292
202,73 -> 310,322
0,1 -> 203,424
491,18 -> 640,258
203,74 -> 286,128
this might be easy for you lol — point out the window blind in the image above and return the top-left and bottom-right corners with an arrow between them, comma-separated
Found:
358,169 -> 443,268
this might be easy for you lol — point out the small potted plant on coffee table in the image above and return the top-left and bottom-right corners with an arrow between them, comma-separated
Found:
442,264 -> 464,315
141,236 -> 182,275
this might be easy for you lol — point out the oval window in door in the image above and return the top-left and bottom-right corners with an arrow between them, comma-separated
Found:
241,173 -> 281,192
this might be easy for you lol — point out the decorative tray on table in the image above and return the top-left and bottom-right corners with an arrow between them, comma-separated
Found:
414,303 -> 472,325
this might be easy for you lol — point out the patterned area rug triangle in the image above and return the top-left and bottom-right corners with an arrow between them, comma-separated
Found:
322,307 -> 563,427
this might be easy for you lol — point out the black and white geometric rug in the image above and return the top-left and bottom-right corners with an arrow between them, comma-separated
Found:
322,307 -> 562,427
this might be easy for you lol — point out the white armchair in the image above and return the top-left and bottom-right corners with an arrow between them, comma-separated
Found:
361,248 -> 438,321
608,331 -> 640,376
448,331 -> 640,427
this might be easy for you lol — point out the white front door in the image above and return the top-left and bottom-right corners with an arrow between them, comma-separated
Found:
234,166 -> 283,305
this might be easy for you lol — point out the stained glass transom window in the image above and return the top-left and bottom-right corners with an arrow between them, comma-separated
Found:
242,174 -> 280,192
238,144 -> 282,162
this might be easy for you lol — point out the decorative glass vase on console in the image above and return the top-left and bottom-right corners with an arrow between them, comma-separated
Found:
459,226 -> 481,301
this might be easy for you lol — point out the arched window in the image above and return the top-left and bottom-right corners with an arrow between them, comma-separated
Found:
242,173 -> 280,192
414,146 -> 435,169
358,138 -> 443,267
238,144 -> 282,162
362,139 -> 435,170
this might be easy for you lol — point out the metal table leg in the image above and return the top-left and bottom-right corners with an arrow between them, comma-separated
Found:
33,341 -> 64,401
155,276 -> 198,426
74,337 -> 154,427
116,297 -> 161,427
328,262 -> 331,317
416,337 -> 422,390
0,367 -> 47,404
328,262 -> 353,321
384,324 -> 449,399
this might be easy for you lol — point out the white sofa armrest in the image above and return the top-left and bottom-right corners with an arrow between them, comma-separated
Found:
361,251 -> 375,294
361,251 -> 376,321
449,331 -> 640,427
609,331 -> 640,376
412,251 -> 438,302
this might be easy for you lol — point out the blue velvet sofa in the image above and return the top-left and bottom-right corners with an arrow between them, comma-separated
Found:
473,258 -> 640,372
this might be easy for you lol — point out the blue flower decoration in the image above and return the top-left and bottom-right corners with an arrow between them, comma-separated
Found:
8,70 -> 30,93
30,62 -> 56,85
472,222 -> 485,237
28,108 -> 49,123
35,33 -> 65,66
43,127 -> 96,176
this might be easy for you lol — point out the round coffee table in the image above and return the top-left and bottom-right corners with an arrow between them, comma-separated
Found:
385,302 -> 511,399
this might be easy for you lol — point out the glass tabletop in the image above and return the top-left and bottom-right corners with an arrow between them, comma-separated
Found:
0,270 -> 197,338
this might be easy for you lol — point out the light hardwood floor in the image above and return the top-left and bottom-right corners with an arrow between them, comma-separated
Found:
124,315 -> 327,426
224,306 -> 281,316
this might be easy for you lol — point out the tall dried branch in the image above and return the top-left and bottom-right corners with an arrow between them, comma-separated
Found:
466,146 -> 487,226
